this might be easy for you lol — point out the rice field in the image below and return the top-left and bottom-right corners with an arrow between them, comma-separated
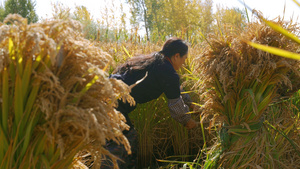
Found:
0,10 -> 300,169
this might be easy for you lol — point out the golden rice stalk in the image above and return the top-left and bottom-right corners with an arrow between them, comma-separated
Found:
0,14 -> 134,169
193,19 -> 300,168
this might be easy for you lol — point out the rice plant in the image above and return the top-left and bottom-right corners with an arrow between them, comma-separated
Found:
0,14 -> 133,169
193,19 -> 300,168
102,39 -> 206,168
129,95 -> 169,168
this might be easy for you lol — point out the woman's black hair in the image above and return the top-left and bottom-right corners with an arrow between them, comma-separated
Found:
114,37 -> 188,74
160,37 -> 188,58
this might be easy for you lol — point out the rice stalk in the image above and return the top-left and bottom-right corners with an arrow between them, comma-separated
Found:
193,18 -> 300,168
129,95 -> 169,168
0,14 -> 134,169
100,34 -> 206,168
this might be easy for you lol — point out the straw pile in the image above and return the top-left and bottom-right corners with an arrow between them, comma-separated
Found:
0,14 -> 134,168
193,19 -> 300,168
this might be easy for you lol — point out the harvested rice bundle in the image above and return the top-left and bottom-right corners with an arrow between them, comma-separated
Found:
193,19 -> 300,168
0,14 -> 133,169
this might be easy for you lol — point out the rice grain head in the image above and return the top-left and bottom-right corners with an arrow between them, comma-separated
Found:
0,14 -> 134,169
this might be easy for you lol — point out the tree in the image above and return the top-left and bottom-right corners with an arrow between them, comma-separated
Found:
73,6 -> 93,23
50,2 -> 71,20
0,5 -> 4,21
2,0 -> 38,23
214,6 -> 247,31
126,0 -> 214,41
199,0 -> 214,35
161,0 -> 213,39
73,6 -> 98,40
126,0 -> 151,40
49,1 -> 129,42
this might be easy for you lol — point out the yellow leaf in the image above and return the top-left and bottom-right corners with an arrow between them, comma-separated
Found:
247,41 -> 300,60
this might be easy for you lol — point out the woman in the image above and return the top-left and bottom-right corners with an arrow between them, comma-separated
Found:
102,37 -> 197,169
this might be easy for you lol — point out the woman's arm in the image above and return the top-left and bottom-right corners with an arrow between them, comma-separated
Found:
168,96 -> 197,129
180,88 -> 193,108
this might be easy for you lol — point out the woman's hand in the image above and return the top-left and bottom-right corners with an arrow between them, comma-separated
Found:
185,119 -> 198,129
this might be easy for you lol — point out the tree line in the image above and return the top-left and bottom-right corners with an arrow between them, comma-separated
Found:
0,0 -> 247,42
125,0 -> 247,41
0,0 -> 38,23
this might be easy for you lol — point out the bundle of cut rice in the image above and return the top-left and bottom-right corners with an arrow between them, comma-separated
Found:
193,19 -> 300,168
0,14 -> 133,169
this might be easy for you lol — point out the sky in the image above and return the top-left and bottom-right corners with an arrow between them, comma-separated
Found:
1,0 -> 300,22
214,0 -> 300,20
35,0 -> 128,20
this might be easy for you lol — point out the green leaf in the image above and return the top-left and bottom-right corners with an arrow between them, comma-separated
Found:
0,142 -> 11,169
245,89 -> 258,116
234,99 -> 243,121
214,76 -> 225,98
49,147 -> 61,164
72,75 -> 99,103
0,124 -> 9,161
265,120 -> 300,157
20,109 -> 37,158
34,134 -> 46,156
2,68 -> 9,135
24,80 -> 40,113
257,90 -> 273,113
40,155 -> 51,169
14,75 -> 23,125
22,59 -> 32,101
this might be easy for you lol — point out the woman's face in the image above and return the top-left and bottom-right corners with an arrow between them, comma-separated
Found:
172,53 -> 187,70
